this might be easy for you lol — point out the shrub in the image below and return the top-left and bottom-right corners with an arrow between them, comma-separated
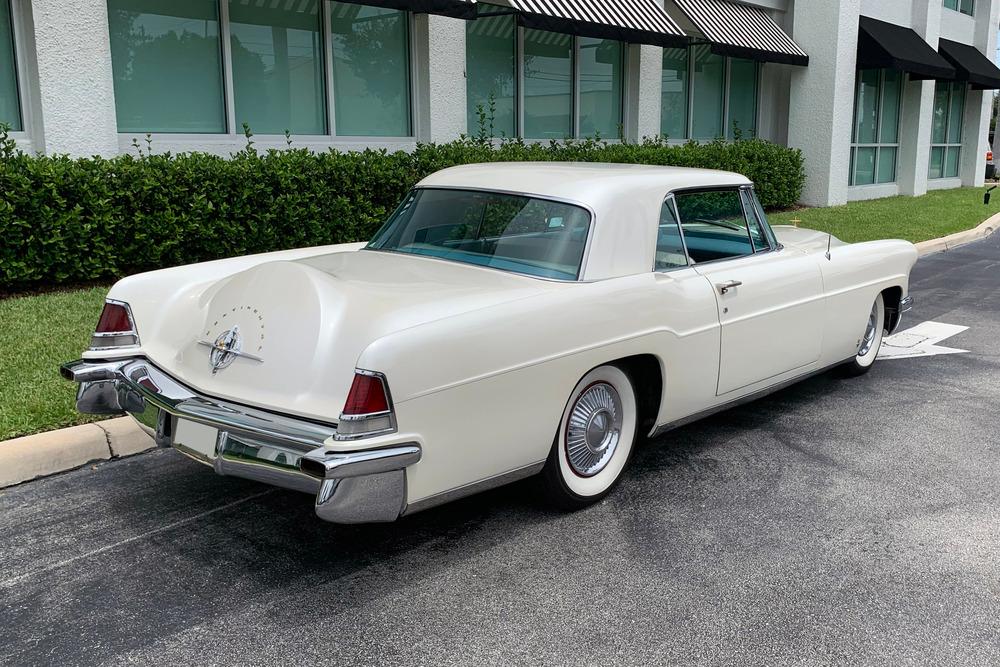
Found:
0,128 -> 804,290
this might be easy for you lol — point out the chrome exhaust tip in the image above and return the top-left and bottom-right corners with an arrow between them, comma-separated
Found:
299,444 -> 422,480
60,360 -> 126,383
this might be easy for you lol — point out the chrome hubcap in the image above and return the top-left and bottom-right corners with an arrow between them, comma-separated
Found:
858,301 -> 879,357
566,382 -> 623,477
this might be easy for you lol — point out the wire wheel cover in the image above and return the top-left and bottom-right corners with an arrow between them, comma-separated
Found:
565,382 -> 624,477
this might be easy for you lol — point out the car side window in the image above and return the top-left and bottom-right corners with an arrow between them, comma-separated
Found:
741,189 -> 771,252
655,197 -> 689,271
674,189 -> 755,263
750,189 -> 779,249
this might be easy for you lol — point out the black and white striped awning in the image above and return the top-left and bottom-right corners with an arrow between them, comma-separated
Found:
667,0 -> 808,66
487,0 -> 688,48
338,0 -> 477,20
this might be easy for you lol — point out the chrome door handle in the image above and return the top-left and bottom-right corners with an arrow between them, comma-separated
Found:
716,280 -> 742,295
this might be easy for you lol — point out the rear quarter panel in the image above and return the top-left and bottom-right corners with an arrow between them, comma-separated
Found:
349,270 -> 721,505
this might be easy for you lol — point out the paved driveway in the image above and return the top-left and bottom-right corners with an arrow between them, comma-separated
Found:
2,234 -> 999,666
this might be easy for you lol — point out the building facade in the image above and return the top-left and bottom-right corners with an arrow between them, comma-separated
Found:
1,0 -> 998,206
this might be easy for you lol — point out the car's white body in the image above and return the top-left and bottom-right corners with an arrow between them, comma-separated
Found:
76,163 -> 918,514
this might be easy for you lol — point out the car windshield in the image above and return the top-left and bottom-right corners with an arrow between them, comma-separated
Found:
366,188 -> 592,280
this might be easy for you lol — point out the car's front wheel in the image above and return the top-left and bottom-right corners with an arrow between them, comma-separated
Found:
542,365 -> 638,510
841,293 -> 886,377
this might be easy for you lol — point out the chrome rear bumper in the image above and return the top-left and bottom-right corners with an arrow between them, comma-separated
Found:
61,358 -> 420,524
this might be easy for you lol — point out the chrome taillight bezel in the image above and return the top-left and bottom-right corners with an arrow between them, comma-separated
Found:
335,369 -> 398,442
89,299 -> 141,351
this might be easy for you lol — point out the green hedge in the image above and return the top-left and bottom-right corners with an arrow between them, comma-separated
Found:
0,130 -> 804,290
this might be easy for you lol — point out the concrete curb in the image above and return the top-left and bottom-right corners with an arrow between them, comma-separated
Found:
0,417 -> 154,489
915,212 -> 1000,256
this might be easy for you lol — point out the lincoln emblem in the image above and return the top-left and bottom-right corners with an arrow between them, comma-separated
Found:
197,325 -> 263,374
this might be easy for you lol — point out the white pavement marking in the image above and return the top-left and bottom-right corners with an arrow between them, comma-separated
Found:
879,321 -> 969,360
0,489 -> 274,589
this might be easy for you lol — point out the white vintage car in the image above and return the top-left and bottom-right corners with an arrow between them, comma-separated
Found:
63,163 -> 917,524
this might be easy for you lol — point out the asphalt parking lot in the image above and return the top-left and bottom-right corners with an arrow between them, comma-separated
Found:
2,234 -> 999,666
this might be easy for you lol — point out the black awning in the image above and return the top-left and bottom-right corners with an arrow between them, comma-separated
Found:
496,0 -> 689,49
667,0 -> 808,66
340,0 -> 477,20
939,38 -> 1000,89
857,16 -> 955,79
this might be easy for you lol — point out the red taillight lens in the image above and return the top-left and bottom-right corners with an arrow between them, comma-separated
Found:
337,371 -> 396,441
343,373 -> 390,415
96,302 -> 133,333
988,151 -> 994,162
91,300 -> 139,350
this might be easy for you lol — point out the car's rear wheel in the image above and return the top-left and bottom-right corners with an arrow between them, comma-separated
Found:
542,365 -> 638,510
840,293 -> 886,377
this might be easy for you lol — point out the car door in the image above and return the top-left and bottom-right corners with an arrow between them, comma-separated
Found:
674,187 -> 826,396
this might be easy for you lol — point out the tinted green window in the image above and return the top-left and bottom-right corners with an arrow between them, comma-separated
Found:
944,147 -> 961,178
853,147 -> 876,186
660,47 -> 688,139
944,0 -> 974,15
578,38 -> 623,138
727,58 -> 757,139
948,83 -> 965,143
880,70 -> 901,143
523,29 -> 572,139
929,146 -> 945,179
0,0 -> 19,131
465,4 -> 516,138
691,46 -> 724,139
108,0 -> 226,133
854,69 -> 879,144
877,147 -> 897,184
229,1 -> 325,135
330,3 -> 410,137
932,83 -> 949,144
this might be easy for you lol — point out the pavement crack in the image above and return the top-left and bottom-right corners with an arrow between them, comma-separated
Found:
0,489 -> 275,590
95,422 -> 114,458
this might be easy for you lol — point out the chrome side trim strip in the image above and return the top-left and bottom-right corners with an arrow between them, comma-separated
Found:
402,461 -> 546,516
648,357 -> 855,439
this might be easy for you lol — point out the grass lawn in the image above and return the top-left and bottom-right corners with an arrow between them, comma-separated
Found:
770,187 -> 996,243
0,287 -> 109,440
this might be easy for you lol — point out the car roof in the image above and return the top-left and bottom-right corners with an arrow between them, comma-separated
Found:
415,162 -> 756,281
416,162 -> 753,205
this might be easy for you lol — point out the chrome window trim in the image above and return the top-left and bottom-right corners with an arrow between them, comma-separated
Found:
365,185 -> 598,283
652,192 -> 693,273
738,185 -> 775,254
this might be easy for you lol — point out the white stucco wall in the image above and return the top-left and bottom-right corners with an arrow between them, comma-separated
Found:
631,44 -> 664,140
416,14 -> 467,143
787,0 -> 861,206
28,0 -> 117,157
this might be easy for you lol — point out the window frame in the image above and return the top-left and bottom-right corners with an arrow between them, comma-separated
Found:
112,0 -> 417,140
469,5 -> 627,141
661,48 -> 761,141
652,193 -> 693,273
849,69 -> 903,187
929,80 -> 966,180
664,185 -> 774,268
1,0 -> 26,135
943,0 -> 975,17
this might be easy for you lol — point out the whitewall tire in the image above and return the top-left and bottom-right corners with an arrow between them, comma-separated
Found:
543,365 -> 638,509
841,293 -> 886,377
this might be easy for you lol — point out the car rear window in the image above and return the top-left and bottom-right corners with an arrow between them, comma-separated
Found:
366,188 -> 592,280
